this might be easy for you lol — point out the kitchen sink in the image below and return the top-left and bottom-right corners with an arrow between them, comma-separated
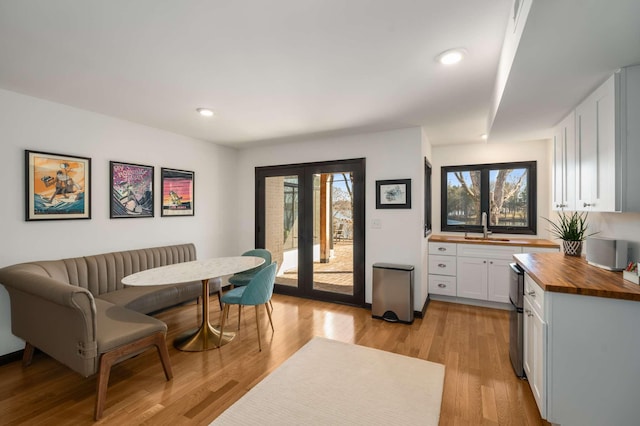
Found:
463,236 -> 511,242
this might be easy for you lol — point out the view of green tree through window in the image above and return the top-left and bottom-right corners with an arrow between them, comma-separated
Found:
442,162 -> 536,234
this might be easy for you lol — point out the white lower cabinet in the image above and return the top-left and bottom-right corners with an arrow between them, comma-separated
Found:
428,242 -> 557,303
456,257 -> 487,299
520,271 -> 640,425
456,244 -> 522,302
456,257 -> 513,302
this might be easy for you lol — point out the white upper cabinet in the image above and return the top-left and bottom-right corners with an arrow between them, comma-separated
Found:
575,65 -> 640,212
552,111 -> 575,211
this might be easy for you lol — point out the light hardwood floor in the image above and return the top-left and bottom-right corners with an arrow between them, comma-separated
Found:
0,295 -> 548,425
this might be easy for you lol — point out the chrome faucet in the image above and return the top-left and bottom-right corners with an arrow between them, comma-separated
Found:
482,212 -> 491,239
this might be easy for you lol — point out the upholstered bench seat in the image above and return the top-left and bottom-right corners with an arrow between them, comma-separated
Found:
97,281 -> 208,314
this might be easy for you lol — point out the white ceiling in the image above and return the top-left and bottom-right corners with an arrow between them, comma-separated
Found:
0,1 -> 638,148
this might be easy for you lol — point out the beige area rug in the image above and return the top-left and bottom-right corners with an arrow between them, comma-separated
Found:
211,337 -> 445,425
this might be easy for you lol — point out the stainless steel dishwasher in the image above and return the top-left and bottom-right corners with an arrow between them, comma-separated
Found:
509,262 -> 525,378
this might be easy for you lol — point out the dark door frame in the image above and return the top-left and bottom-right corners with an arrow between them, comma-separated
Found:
255,158 -> 365,307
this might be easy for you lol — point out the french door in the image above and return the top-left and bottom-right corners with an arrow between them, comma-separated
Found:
255,158 -> 365,306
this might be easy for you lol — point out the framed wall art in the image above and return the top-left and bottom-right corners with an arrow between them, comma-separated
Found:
161,168 -> 194,216
25,150 -> 91,221
110,161 -> 154,218
376,179 -> 411,209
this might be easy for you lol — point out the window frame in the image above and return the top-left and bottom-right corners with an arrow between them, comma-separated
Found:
440,161 -> 537,235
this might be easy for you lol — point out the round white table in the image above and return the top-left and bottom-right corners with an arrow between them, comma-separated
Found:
121,256 -> 264,351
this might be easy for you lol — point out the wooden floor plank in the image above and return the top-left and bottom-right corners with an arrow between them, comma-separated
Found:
0,296 -> 548,425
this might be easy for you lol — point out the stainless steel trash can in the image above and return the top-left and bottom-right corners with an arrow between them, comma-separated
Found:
372,263 -> 414,324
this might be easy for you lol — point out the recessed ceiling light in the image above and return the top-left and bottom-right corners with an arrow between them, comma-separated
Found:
196,108 -> 214,117
436,48 -> 467,65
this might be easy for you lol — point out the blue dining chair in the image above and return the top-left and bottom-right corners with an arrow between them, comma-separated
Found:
218,262 -> 277,351
228,249 -> 272,287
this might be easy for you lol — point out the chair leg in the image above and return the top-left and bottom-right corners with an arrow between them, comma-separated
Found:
237,305 -> 242,330
217,290 -> 223,310
94,332 -> 173,420
218,305 -> 229,347
255,305 -> 262,352
265,303 -> 274,332
22,342 -> 35,367
268,299 -> 274,313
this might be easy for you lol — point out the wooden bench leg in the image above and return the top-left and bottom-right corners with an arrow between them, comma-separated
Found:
94,332 -> 173,420
22,342 -> 35,367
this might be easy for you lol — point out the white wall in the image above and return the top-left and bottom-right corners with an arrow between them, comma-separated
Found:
431,139 -> 552,238
235,127 -> 429,311
0,89 -> 238,356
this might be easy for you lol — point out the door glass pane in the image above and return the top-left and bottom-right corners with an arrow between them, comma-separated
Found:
312,172 -> 354,295
490,168 -> 528,227
265,176 -> 298,287
445,170 -> 481,226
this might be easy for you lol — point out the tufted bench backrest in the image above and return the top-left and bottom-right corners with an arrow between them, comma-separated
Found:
18,244 -> 197,297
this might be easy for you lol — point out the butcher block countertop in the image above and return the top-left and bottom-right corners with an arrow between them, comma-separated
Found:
514,252 -> 640,302
430,234 -> 559,248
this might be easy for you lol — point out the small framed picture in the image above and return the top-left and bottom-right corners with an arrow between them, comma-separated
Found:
376,179 -> 411,209
25,150 -> 91,221
110,161 -> 154,218
161,168 -> 194,216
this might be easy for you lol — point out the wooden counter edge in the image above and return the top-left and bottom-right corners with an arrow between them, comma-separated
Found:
429,234 -> 559,248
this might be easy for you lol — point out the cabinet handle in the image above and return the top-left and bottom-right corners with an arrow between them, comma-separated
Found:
437,283 -> 446,288
527,290 -> 536,297
489,261 -> 493,264
438,263 -> 446,268
483,260 -> 487,264
438,247 -> 446,251
526,310 -> 534,317
583,202 -> 593,207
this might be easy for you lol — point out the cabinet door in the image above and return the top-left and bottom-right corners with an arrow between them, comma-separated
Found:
523,298 -> 534,378
576,95 -> 597,210
562,111 -> 576,210
487,259 -> 511,303
576,75 -> 617,212
552,128 -> 564,210
524,297 -> 547,418
593,76 -> 616,211
457,257 -> 488,300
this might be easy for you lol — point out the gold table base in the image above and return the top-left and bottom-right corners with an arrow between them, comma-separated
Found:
173,278 -> 235,351
174,324 -> 235,351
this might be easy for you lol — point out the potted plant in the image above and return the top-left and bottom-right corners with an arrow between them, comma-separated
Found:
543,211 -> 597,256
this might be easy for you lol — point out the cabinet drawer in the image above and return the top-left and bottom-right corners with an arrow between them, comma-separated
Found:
457,243 -> 522,260
428,242 -> 457,256
429,275 -> 456,296
524,273 -> 545,315
428,255 -> 456,276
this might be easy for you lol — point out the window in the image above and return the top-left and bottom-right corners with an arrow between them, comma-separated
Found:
441,161 -> 536,234
424,158 -> 432,237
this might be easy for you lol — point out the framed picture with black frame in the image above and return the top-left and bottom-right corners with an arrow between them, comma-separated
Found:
161,168 -> 194,216
376,179 -> 411,209
25,150 -> 91,221
109,161 -> 154,218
